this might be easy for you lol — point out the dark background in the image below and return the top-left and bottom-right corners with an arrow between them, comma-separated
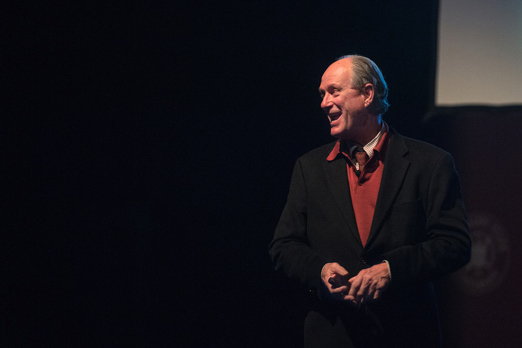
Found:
3,1 -> 461,347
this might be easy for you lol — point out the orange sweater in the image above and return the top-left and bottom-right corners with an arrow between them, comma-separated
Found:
327,129 -> 389,246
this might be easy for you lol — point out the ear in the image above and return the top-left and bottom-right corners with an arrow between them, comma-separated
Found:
362,83 -> 374,107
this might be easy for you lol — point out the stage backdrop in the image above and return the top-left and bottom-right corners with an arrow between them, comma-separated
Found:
424,107 -> 522,348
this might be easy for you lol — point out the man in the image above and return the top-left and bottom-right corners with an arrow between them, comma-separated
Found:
269,55 -> 471,348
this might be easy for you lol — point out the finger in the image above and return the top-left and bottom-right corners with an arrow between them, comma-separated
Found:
326,263 -> 348,277
329,284 -> 349,297
322,263 -> 349,286
332,263 -> 350,278
368,279 -> 379,298
346,276 -> 361,302
373,289 -> 382,301
372,279 -> 388,300
355,276 -> 372,306
341,286 -> 357,305
343,294 -> 358,306
373,275 -> 390,300
364,282 -> 377,304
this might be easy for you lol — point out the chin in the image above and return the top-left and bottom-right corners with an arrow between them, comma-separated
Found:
330,126 -> 340,138
330,127 -> 345,139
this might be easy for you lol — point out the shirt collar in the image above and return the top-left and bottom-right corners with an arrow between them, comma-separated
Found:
327,122 -> 389,162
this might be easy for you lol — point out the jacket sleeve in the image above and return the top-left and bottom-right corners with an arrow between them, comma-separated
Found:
381,152 -> 472,285
268,158 -> 327,292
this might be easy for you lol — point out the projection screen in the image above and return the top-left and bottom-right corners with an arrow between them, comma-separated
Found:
436,0 -> 522,106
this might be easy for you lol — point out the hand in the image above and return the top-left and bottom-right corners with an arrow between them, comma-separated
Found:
321,262 -> 350,300
346,263 -> 390,307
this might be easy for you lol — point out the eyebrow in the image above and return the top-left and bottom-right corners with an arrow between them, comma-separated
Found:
319,84 -> 341,95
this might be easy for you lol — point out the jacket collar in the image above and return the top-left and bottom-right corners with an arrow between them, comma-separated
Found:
322,128 -> 411,248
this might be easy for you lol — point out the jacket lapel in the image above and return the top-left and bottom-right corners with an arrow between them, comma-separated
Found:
366,132 -> 410,247
323,155 -> 362,246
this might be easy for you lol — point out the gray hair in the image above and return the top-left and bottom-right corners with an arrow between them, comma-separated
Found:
337,55 -> 389,115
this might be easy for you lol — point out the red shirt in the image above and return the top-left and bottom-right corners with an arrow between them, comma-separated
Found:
326,123 -> 390,246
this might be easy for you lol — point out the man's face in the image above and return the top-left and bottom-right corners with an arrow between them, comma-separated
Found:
318,60 -> 368,141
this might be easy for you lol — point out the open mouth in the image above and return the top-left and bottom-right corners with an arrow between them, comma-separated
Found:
329,113 -> 341,122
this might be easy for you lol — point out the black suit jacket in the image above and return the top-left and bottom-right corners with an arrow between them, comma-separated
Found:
269,130 -> 471,348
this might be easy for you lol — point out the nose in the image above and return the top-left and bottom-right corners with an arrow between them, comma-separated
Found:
321,93 -> 332,110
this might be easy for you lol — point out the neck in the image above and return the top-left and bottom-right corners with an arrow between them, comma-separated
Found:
353,116 -> 382,146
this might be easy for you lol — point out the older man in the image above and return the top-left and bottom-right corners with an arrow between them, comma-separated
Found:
269,55 -> 471,348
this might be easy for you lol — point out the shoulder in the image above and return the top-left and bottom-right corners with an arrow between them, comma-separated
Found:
297,140 -> 338,164
388,130 -> 458,178
390,130 -> 453,160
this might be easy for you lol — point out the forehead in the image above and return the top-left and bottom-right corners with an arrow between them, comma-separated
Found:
319,62 -> 352,89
